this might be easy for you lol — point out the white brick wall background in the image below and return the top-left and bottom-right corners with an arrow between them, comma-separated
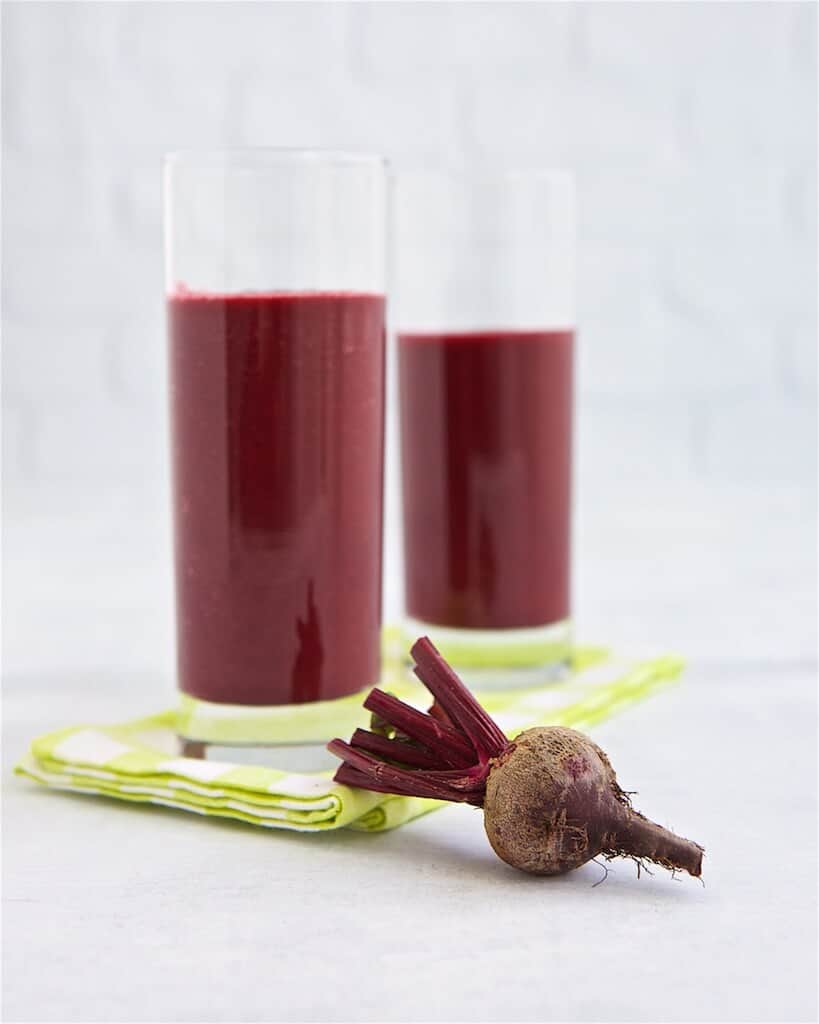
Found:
2,1 -> 816,680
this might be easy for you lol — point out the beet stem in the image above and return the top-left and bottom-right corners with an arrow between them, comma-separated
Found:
363,688 -> 476,766
348,728 -> 440,769
328,739 -> 467,801
329,738 -> 491,805
411,637 -> 510,760
328,638 -> 513,806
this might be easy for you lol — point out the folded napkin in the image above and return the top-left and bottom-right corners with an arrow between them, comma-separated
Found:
16,648 -> 683,833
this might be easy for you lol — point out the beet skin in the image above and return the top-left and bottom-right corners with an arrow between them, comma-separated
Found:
484,727 -> 702,876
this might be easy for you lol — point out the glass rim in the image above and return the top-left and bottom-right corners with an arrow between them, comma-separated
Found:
164,148 -> 388,169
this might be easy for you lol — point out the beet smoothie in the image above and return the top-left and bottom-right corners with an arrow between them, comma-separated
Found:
169,291 -> 385,706
399,329 -> 573,631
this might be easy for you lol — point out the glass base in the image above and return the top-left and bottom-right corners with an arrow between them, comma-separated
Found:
178,738 -> 340,772
175,688 -> 373,750
402,617 -> 572,690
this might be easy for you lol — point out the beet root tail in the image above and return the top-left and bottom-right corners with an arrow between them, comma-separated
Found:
608,810 -> 704,878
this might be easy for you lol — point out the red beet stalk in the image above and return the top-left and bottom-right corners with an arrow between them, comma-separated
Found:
328,637 -> 510,806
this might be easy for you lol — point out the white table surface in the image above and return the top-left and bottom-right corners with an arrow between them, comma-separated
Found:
4,658 -> 816,1023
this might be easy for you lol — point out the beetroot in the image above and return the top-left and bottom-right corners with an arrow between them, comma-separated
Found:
329,637 -> 704,878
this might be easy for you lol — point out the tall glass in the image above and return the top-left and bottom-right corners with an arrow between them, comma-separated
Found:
394,170 -> 574,682
165,151 -> 387,742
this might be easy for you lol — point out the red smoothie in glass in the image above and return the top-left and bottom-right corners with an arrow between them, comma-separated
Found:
399,329 -> 573,630
169,291 -> 385,706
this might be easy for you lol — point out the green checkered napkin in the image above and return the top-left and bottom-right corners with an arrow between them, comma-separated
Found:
15,649 -> 684,833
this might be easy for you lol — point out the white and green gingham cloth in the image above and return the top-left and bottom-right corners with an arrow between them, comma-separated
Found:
16,649 -> 684,833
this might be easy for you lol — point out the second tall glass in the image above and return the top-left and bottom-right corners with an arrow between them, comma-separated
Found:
165,151 -> 387,739
394,170 -> 575,681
